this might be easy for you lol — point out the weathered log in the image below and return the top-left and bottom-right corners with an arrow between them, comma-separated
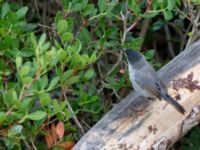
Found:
72,40 -> 200,150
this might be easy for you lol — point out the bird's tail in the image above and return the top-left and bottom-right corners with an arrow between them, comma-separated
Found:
161,92 -> 186,114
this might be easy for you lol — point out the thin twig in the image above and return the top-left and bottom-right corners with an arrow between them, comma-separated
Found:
37,23 -> 55,30
111,89 -> 122,100
31,139 -> 37,150
97,61 -> 104,79
106,2 -> 128,76
34,0 -> 40,18
127,19 -> 140,32
62,88 -> 85,135
138,0 -> 153,50
185,4 -> 200,47
164,24 -> 175,57
106,51 -> 123,76
82,120 -> 91,130
180,23 -> 192,51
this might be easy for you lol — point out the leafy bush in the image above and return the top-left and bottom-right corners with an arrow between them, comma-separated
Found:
0,2 -> 100,149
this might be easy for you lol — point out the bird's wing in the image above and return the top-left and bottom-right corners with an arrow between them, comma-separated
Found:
134,71 -> 161,99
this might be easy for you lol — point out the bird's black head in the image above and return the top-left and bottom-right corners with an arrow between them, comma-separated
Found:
124,49 -> 142,64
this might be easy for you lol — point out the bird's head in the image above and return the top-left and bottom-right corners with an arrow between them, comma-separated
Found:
124,49 -> 142,64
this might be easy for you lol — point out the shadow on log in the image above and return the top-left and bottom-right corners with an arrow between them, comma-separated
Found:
72,40 -> 200,150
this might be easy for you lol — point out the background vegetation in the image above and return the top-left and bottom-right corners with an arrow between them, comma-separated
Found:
0,0 -> 200,149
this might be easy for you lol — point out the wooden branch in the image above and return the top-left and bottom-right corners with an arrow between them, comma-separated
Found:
72,40 -> 200,150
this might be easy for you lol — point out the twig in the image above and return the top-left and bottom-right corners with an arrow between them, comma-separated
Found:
139,0 -> 153,50
106,3 -> 128,76
97,61 -> 104,79
106,51 -> 123,76
42,0 -> 47,32
31,139 -> 37,150
111,89 -> 122,100
185,3 -> 200,47
62,88 -> 85,135
164,24 -> 175,57
37,23 -> 55,30
34,0 -> 40,18
82,120 -> 91,130
139,18 -> 150,39
127,19 -> 140,32
180,23 -> 192,51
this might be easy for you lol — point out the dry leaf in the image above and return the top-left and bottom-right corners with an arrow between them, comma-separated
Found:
51,123 -> 58,144
119,69 -> 125,74
45,133 -> 54,149
57,141 -> 75,150
56,121 -> 65,139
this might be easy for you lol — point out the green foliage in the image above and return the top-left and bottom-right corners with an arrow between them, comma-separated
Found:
181,126 -> 200,150
0,2 -> 100,149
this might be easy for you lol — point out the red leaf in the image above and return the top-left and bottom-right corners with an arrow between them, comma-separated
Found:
51,123 -> 58,144
57,141 -> 75,150
56,121 -> 65,139
45,133 -> 54,149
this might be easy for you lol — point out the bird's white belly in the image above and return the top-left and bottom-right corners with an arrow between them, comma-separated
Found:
128,65 -> 151,98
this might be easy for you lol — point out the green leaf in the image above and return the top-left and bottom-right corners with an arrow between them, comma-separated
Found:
167,0 -> 176,10
128,0 -> 141,15
57,19 -> 68,33
143,11 -> 159,18
30,33 -> 37,48
39,33 -> 46,47
16,7 -> 28,19
23,77 -> 33,84
27,111 -> 46,120
84,69 -> 95,80
144,49 -> 155,60
71,3 -> 83,12
15,56 -> 22,69
0,111 -> 7,123
126,37 -> 143,50
20,65 -> 30,76
74,39 -> 82,53
61,32 -> 73,42
163,10 -> 172,20
41,42 -> 50,52
8,125 -> 23,136
4,89 -> 18,107
64,108 -> 72,120
21,48 -> 34,57
152,21 -> 164,31
40,76 -> 48,90
78,28 -> 91,43
39,93 -> 51,106
51,100 -> 60,116
19,98 -> 33,110
64,76 -> 79,86
47,76 -> 59,90
82,4 -> 97,16
62,70 -> 73,81
2,3 -> 10,19
98,0 -> 106,12
89,52 -> 97,63
60,101 -> 67,110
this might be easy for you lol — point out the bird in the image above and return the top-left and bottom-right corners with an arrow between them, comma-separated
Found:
124,49 -> 185,114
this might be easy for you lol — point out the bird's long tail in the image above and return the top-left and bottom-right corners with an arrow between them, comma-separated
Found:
161,92 -> 186,114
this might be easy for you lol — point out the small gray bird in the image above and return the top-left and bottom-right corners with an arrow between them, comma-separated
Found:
125,49 -> 185,114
